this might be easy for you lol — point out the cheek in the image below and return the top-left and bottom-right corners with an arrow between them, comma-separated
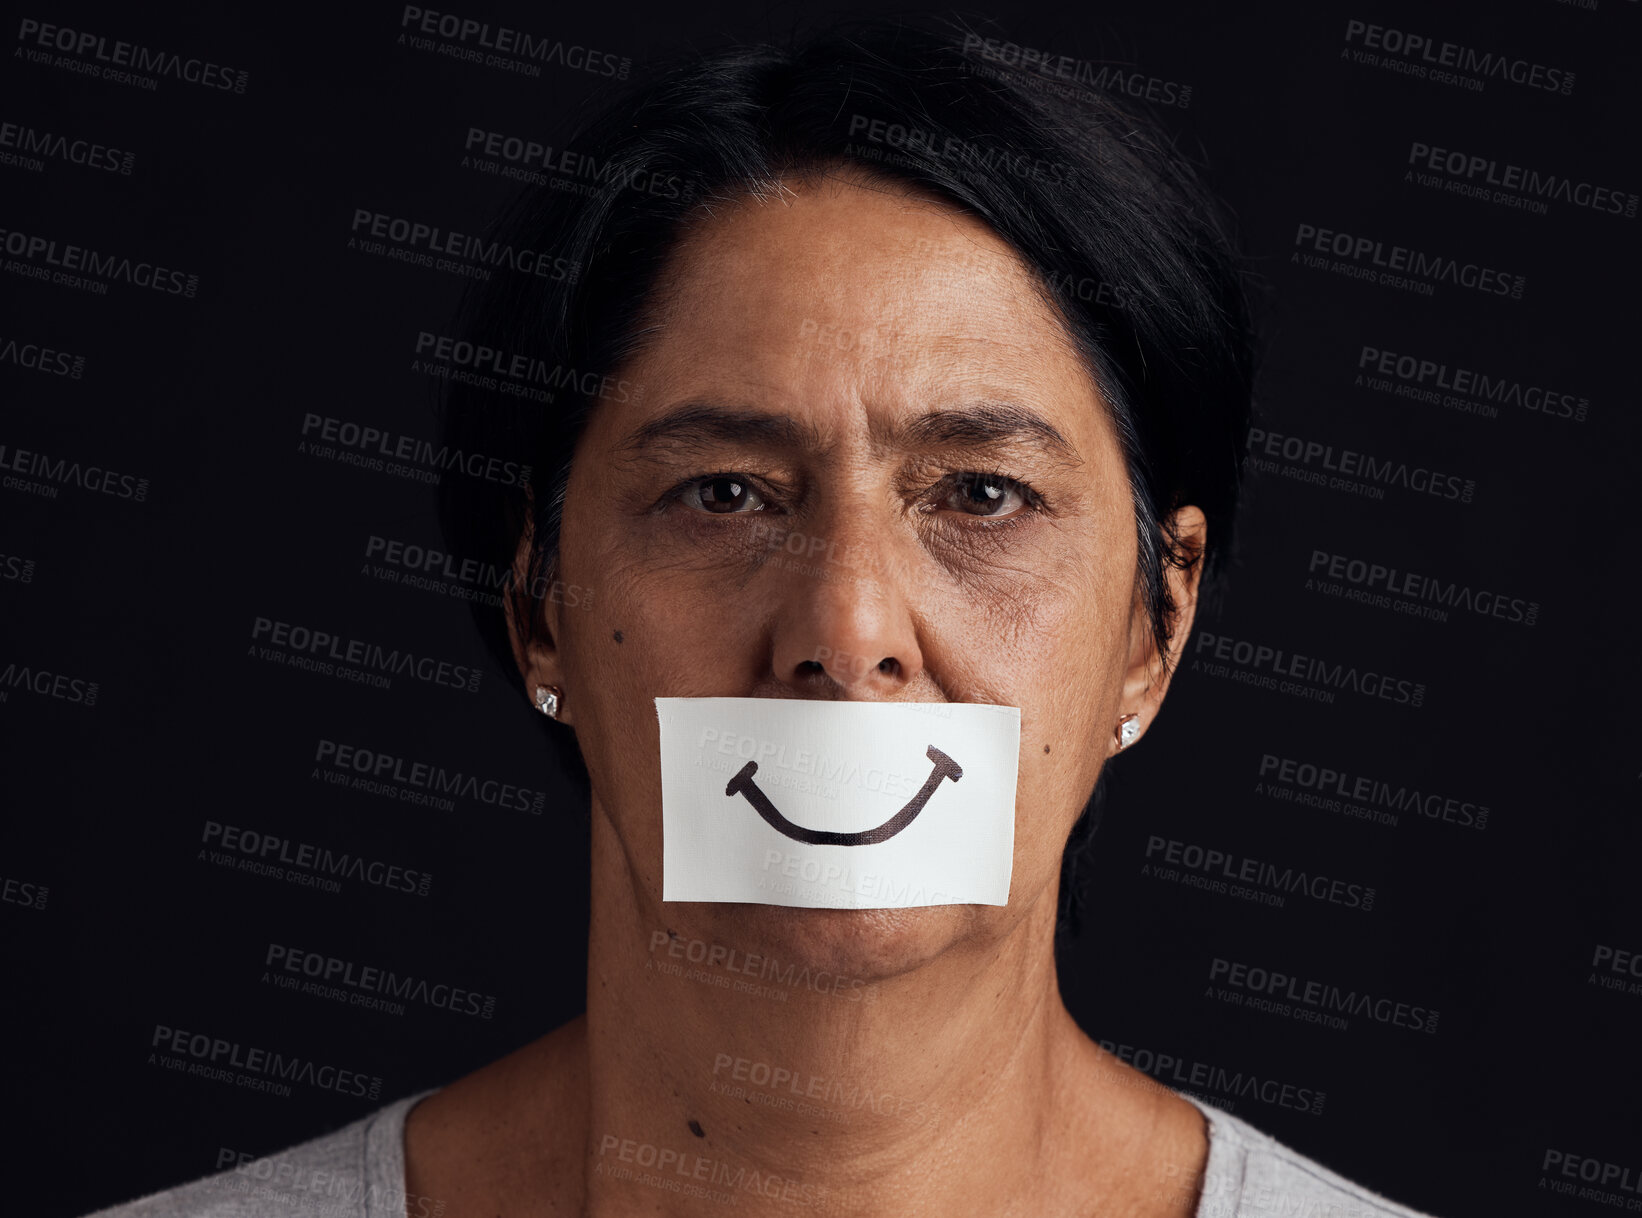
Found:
559,555 -> 731,713
943,520 -> 1129,700
551,542 -> 770,819
982,531 -> 1130,856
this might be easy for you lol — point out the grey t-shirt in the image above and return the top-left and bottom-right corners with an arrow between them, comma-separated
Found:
82,1088 -> 1438,1217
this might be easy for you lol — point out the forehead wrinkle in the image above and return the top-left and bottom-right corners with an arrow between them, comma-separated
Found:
606,194 -> 1100,477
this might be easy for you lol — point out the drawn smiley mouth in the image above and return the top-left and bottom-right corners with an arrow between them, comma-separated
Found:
724,745 -> 963,846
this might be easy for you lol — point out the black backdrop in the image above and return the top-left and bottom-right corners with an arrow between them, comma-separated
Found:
3,2 -> 1639,1216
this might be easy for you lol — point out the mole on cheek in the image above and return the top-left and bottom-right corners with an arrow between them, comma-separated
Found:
1043,745 -> 1051,753
613,630 -> 624,643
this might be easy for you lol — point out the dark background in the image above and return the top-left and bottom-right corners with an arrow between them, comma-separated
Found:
2,2 -> 1638,1216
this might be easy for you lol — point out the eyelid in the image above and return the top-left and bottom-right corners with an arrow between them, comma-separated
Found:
661,467 -> 1046,519
664,471 -> 776,514
924,469 -> 1046,517
970,469 -> 1041,503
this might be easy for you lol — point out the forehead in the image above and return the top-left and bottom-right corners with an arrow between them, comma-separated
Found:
607,172 -> 1104,438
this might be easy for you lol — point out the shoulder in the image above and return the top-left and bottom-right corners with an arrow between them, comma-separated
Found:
404,1019 -> 589,1214
78,1092 -> 431,1218
1189,1098 -> 1441,1218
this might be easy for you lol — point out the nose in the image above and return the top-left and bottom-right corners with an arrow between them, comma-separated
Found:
767,513 -> 926,699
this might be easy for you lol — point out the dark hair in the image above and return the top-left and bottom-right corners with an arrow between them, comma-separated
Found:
434,11 -> 1259,938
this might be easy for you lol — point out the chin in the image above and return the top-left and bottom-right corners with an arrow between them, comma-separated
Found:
683,899 -> 1000,985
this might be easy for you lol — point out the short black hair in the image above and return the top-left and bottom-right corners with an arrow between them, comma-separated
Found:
435,11 -> 1259,938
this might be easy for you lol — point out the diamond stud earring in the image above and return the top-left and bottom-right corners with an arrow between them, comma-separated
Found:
1115,713 -> 1140,750
534,685 -> 562,719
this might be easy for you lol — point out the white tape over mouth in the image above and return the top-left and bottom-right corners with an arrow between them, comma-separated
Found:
656,697 -> 1020,908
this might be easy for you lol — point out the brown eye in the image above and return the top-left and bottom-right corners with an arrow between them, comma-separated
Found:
939,472 -> 1029,517
684,475 -> 767,514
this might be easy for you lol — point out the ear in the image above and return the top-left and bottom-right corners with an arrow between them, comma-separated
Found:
504,507 -> 573,726
1112,504 -> 1207,754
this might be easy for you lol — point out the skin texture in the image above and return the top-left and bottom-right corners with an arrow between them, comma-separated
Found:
404,165 -> 1212,1217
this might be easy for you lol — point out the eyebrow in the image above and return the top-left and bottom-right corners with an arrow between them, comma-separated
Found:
892,401 -> 1076,462
615,403 -> 821,457
614,400 -> 1078,463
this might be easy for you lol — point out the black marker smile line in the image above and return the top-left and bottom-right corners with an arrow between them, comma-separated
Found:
724,745 -> 963,846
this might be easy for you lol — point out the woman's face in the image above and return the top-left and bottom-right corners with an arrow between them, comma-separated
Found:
523,169 -> 1202,979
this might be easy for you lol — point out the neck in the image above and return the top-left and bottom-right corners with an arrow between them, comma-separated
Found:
577,808 -> 1173,1216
